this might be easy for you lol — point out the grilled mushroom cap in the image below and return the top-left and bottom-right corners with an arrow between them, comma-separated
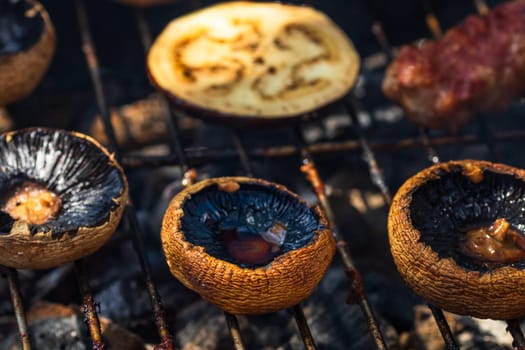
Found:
0,0 -> 56,106
389,159 -> 525,319
161,177 -> 336,314
147,1 -> 360,126
0,128 -> 128,269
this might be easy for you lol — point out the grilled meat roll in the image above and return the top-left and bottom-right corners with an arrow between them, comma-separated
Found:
382,0 -> 525,131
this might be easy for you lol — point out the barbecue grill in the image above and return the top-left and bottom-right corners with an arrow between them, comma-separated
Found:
2,0 -> 525,349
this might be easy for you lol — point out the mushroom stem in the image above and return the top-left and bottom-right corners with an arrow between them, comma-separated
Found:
260,221 -> 287,250
1,181 -> 61,225
487,218 -> 511,241
461,218 -> 525,263
462,163 -> 484,184
221,227 -> 280,265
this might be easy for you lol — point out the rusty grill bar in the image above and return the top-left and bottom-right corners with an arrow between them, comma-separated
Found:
294,126 -> 388,349
4,0 -> 525,349
74,259 -> 105,350
118,129 -> 525,169
344,93 -> 460,350
74,0 -> 174,348
5,268 -> 30,350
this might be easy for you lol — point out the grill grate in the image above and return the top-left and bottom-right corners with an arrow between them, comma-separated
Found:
4,0 -> 525,349
76,0 -> 174,348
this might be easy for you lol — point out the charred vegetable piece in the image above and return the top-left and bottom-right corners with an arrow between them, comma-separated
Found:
147,1 -> 360,126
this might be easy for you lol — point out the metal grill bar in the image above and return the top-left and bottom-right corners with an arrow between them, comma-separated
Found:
163,106 -> 194,174
295,127 -> 388,350
135,7 -> 198,185
134,9 -> 188,165
344,98 -> 391,203
507,319 -> 525,350
231,130 -> 255,177
74,1 -> 174,348
417,128 -> 440,164
342,97 -> 460,349
5,267 -> 31,350
427,305 -> 459,350
421,0 -> 443,38
292,304 -> 317,350
125,206 -> 174,350
74,0 -> 118,157
371,21 -> 394,61
474,0 -> 490,14
75,259 -> 105,350
224,312 -> 246,350
231,125 -> 318,349
471,2 -> 503,166
118,128 -> 525,169
477,115 -> 503,162
367,5 -> 462,346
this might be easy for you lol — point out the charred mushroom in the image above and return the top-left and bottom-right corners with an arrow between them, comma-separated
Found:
0,0 -> 56,106
161,177 -> 336,314
0,128 -> 128,269
147,1 -> 360,126
389,160 -> 525,320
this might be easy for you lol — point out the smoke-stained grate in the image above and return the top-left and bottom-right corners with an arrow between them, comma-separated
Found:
3,0 -> 525,349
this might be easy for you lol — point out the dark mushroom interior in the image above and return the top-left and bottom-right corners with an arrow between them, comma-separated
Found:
410,165 -> 525,272
0,128 -> 124,237
181,182 -> 322,268
0,0 -> 45,55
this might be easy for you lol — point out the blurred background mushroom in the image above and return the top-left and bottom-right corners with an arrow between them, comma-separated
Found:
0,0 -> 56,106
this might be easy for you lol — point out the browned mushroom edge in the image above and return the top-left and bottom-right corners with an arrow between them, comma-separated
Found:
146,1 -> 360,128
0,128 -> 128,269
0,0 -> 56,106
161,177 -> 336,315
389,159 -> 525,319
